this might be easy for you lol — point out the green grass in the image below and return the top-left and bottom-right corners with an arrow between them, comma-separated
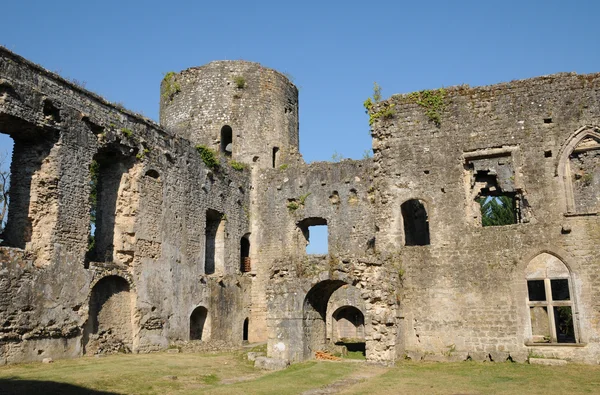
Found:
2,353 -> 600,395
346,361 -> 600,394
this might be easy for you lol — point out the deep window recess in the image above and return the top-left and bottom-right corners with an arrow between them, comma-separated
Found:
220,126 -> 232,156
401,199 -> 430,246
190,306 -> 209,341
297,217 -> 328,255
86,149 -> 134,264
205,209 -> 225,275
240,233 -> 251,272
526,253 -> 577,344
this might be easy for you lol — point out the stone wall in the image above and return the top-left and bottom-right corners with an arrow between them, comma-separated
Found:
0,47 -> 252,364
369,73 -> 600,363
1,45 -> 599,366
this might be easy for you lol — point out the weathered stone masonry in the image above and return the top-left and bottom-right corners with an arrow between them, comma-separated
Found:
0,45 -> 599,365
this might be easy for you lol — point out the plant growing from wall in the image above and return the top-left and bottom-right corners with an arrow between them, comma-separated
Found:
196,145 -> 219,170
121,128 -> 133,138
162,71 -> 181,102
136,148 -> 150,161
407,88 -> 446,126
233,76 -> 246,89
364,83 -> 395,127
230,160 -> 246,171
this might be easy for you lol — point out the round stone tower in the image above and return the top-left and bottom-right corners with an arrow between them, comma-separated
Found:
159,61 -> 300,168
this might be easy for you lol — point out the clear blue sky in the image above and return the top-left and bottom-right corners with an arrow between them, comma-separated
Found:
2,0 -> 599,164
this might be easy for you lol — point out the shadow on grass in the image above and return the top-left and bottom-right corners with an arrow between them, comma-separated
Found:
0,378 -> 119,395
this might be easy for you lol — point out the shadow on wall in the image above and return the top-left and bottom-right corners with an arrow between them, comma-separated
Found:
0,379 -> 120,395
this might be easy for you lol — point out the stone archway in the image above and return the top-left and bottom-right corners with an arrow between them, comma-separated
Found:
190,306 -> 210,340
83,275 -> 133,355
303,279 -> 360,359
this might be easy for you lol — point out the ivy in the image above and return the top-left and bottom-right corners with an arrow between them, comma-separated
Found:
407,88 -> 446,126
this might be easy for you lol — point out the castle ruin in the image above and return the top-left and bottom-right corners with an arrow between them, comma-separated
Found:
0,46 -> 599,365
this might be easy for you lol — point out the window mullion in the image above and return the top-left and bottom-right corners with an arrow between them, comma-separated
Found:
545,279 -> 557,342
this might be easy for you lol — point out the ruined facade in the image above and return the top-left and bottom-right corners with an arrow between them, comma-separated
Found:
0,46 -> 599,365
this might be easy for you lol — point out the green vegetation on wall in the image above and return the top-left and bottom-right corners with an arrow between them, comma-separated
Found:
196,145 -> 219,170
407,88 -> 446,126
162,71 -> 181,102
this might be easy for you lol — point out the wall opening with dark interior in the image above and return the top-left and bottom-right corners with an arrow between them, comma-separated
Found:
205,209 -> 225,275
240,233 -> 251,272
298,217 -> 328,255
220,125 -> 232,156
87,147 -> 134,264
332,306 -> 366,356
465,152 -> 524,227
243,317 -> 249,342
190,306 -> 209,341
401,199 -> 430,246
272,147 -> 279,168
82,275 -> 132,355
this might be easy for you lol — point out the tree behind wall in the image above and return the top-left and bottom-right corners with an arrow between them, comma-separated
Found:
478,196 -> 516,226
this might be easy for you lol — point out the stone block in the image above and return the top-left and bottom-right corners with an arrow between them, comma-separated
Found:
254,357 -> 290,371
529,358 -> 567,366
247,351 -> 265,361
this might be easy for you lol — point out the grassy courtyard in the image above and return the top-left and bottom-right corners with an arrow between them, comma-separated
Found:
1,351 -> 600,394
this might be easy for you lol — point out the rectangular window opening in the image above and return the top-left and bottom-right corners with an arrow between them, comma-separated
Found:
530,306 -> 551,343
477,194 -> 518,227
305,224 -> 328,255
551,279 -> 570,301
527,280 -> 546,301
554,306 -> 576,343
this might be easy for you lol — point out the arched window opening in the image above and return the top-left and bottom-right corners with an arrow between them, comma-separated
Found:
272,147 -> 280,168
220,125 -> 232,156
190,306 -> 209,341
332,306 -> 366,357
401,199 -> 430,246
526,253 -> 578,344
82,276 -> 132,354
205,209 -> 225,275
297,217 -> 328,255
240,233 -> 251,272
243,317 -> 249,342
558,128 -> 600,214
